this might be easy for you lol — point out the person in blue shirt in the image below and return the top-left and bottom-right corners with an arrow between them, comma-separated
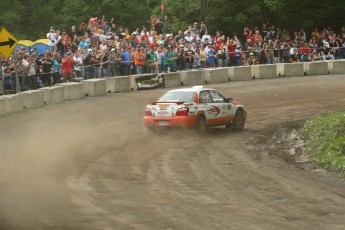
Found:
207,46 -> 217,68
120,46 -> 131,76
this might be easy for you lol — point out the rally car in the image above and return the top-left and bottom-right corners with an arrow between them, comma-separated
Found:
144,86 -> 247,133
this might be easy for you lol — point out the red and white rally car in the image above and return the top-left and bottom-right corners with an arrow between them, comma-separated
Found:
144,86 -> 247,133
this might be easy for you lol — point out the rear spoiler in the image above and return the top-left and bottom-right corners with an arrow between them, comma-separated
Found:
148,101 -> 186,105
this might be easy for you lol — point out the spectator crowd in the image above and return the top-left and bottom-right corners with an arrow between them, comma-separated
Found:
2,15 -> 345,93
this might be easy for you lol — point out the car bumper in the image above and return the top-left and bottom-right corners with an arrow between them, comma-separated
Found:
144,116 -> 197,128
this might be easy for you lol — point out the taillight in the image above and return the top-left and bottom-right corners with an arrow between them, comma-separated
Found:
175,107 -> 189,116
145,108 -> 152,116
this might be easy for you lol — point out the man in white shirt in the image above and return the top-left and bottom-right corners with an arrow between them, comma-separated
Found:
73,50 -> 84,78
47,26 -> 57,52
201,30 -> 212,43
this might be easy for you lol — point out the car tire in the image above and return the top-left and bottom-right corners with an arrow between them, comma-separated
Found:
232,110 -> 245,131
195,116 -> 207,134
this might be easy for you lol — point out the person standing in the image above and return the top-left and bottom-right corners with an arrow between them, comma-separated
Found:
146,47 -> 158,73
73,50 -> 83,79
155,46 -> 165,73
265,40 -> 275,64
199,44 -> 207,68
47,27 -> 57,52
133,45 -> 146,74
164,45 -> 176,72
83,49 -> 96,79
120,46 -> 131,76
207,46 -> 217,68
185,45 -> 195,70
42,54 -> 53,86
162,15 -> 171,36
26,55 -> 37,89
52,54 -> 61,85
62,52 -> 74,82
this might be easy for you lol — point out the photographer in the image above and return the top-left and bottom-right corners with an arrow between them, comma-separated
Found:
281,42 -> 291,63
199,22 -> 208,37
26,55 -> 37,89
47,26 -> 57,52
83,49 -> 96,79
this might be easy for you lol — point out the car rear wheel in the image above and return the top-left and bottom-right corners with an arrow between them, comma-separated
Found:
195,116 -> 207,134
232,110 -> 245,130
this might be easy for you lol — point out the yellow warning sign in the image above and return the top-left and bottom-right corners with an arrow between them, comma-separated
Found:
0,27 -> 18,59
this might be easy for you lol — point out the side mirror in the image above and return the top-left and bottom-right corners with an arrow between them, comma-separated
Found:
226,98 -> 233,102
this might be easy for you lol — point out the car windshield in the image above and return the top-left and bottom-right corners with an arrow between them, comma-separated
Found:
158,91 -> 195,102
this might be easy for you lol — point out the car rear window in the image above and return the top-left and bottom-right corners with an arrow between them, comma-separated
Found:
158,91 -> 194,102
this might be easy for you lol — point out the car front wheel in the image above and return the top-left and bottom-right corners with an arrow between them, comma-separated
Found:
232,110 -> 245,130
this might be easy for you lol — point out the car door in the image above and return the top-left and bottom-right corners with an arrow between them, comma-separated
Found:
208,90 -> 233,124
198,90 -> 223,125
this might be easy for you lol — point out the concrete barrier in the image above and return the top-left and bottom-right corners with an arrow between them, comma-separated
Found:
180,70 -> 205,86
278,63 -> 305,77
20,90 -> 45,110
162,72 -> 181,88
106,77 -> 116,93
40,86 -> 65,104
56,82 -> 84,101
228,66 -> 252,81
204,68 -> 229,84
109,76 -> 131,93
0,97 -> 7,116
276,63 -> 284,77
82,79 -> 107,96
329,60 -> 345,74
3,94 -> 25,113
253,64 -> 278,79
304,61 -> 329,75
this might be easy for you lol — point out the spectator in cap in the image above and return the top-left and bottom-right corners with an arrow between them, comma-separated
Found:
52,52 -> 62,85
109,47 -> 121,76
164,45 -> 176,72
40,53 -> 53,86
47,26 -> 57,52
289,48 -> 300,63
146,46 -> 158,73
133,45 -> 146,74
83,48 -> 96,79
120,46 -> 131,76
62,29 -> 71,53
73,50 -> 84,79
62,52 -> 75,82
26,54 -> 38,89
207,46 -> 217,68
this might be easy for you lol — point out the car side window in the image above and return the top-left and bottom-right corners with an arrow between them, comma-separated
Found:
209,91 -> 225,103
199,91 -> 212,103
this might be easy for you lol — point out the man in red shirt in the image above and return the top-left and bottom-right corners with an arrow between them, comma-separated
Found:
62,52 -> 75,82
227,38 -> 236,66
299,42 -> 311,55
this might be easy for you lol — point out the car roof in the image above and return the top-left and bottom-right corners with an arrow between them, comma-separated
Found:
167,86 -> 215,94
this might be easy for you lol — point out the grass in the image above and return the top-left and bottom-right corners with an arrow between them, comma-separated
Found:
303,111 -> 345,173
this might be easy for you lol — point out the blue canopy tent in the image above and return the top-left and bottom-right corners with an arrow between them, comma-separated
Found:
14,40 -> 33,54
31,39 -> 49,56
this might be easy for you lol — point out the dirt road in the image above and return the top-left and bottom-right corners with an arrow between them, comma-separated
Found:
0,75 -> 345,230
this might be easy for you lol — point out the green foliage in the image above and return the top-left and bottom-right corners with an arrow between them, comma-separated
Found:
303,112 -> 345,173
0,0 -> 345,40
264,0 -> 284,12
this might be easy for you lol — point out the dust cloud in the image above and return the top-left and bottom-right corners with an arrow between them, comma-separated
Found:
0,111 -> 139,228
